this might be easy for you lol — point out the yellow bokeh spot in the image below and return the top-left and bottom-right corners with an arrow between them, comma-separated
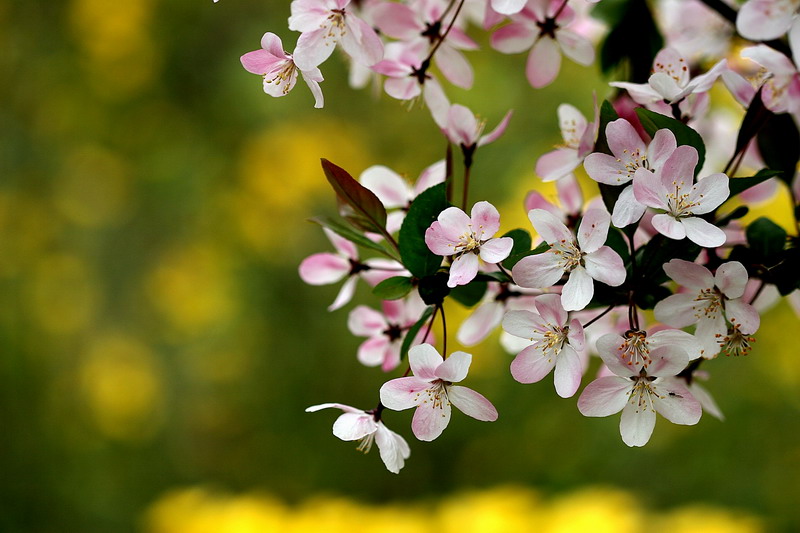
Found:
54,145 -> 132,227
80,332 -> 164,441
146,243 -> 236,338
0,191 -> 57,278
544,488 -> 643,533
436,486 -> 543,533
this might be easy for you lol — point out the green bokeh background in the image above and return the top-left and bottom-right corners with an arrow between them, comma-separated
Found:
2,0 -> 799,531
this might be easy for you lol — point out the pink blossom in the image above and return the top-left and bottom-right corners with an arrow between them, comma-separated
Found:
736,0 -> 800,41
491,0 -> 595,89
578,332 -> 702,447
298,228 -> 405,311
379,344 -> 498,441
739,44 -> 800,114
240,33 -> 324,108
654,259 -> 760,358
457,283 -> 540,346
348,293 -> 429,371
437,104 -> 513,153
584,120 -> 678,227
632,145 -> 729,247
289,0 -> 384,70
502,294 -> 586,397
512,209 -> 626,311
371,41 -> 431,101
425,202 -> 514,288
535,101 -> 599,182
306,403 -> 410,473
524,174 -> 584,225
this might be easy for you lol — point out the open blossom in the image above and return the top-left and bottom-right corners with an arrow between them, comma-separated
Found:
491,0 -> 595,88
348,293 -> 429,371
736,0 -> 800,41
578,333 -> 702,447
654,259 -> 760,358
596,327 -> 704,371
633,145 -> 729,247
457,283 -> 540,346
584,121 -> 677,227
240,33 -> 324,108
536,102 -> 599,182
380,344 -> 498,441
438,104 -> 513,157
502,294 -> 586,397
298,228 -> 403,311
739,45 -> 800,114
425,202 -> 514,288
289,0 -> 384,70
305,403 -> 410,473
512,209 -> 626,311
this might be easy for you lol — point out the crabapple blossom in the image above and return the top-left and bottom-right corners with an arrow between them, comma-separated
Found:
457,283 -> 539,346
425,202 -> 514,288
584,120 -> 678,227
512,208 -> 626,311
739,45 -> 800,114
288,0 -> 384,70
654,259 -> 760,358
491,0 -> 595,88
736,0 -> 800,41
502,294 -> 586,397
380,344 -> 498,441
240,32 -> 324,108
578,333 -> 702,447
299,228 -> 404,311
348,293 -> 429,371
595,327 -> 703,372
436,104 -> 513,161
305,403 -> 410,473
535,102 -> 599,182
632,145 -> 730,247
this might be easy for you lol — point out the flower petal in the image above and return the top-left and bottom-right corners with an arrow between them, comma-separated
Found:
511,252 -> 564,289
577,209 -> 610,253
620,400 -> 656,447
458,301 -> 505,346
411,400 -> 451,441
332,412 -> 377,440
380,377 -> 432,410
448,253 -> 480,288
577,376 -> 632,416
348,305 -> 387,336
584,246 -> 626,287
528,208 -> 573,244
553,344 -> 582,398
715,261 -> 748,299
681,217 -> 726,248
510,344 -> 557,384
298,253 -> 350,285
447,385 -> 498,421
653,379 -> 702,425
651,214 -> 687,241
374,423 -> 410,474
725,298 -> 761,334
436,351 -> 472,382
409,343 -> 443,380
526,37 -> 561,89
471,201 -> 502,238
480,238 -> 513,263
561,266 -> 594,311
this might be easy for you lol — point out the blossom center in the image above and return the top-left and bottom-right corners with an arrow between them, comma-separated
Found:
551,239 -> 584,272
693,287 -> 722,320
265,61 -> 297,95
628,373 -> 661,413
619,330 -> 652,369
413,381 -> 451,412
715,324 -> 755,357
665,179 -> 700,218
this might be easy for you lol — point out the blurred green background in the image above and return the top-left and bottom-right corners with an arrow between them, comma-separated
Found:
2,0 -> 799,531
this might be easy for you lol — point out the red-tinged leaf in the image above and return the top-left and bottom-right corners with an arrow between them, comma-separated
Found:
321,159 -> 388,234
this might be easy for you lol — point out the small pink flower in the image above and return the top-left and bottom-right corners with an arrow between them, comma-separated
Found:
512,209 -> 626,311
306,403 -> 410,473
348,293 -> 429,372
380,344 -> 498,441
736,0 -> 800,41
439,104 -> 513,153
502,294 -> 586,397
289,0 -> 384,70
535,101 -> 599,182
578,333 -> 702,447
425,202 -> 514,288
654,259 -> 760,358
632,145 -> 729,247
240,33 -> 324,108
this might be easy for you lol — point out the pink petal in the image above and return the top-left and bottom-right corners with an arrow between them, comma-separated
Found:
526,37 -> 561,89
342,16 -> 384,66
328,276 -> 357,311
557,174 -> 584,214
491,22 -> 537,54
681,217 -> 727,248
647,344 -> 690,377
653,379 -> 702,425
555,29 -> 594,66
436,351 -> 472,382
491,0 -> 527,15
561,266 -> 594,311
436,205 -> 473,240
510,344 -> 556,383
447,385 -> 498,421
577,376 -> 631,416
553,345 -> 582,398
577,209 -> 610,253
528,208 -> 573,244
380,376 -> 432,410
595,333 -> 637,377
610,81 -> 663,105
357,337 -> 390,367
426,221 -> 458,256
408,343 -> 443,380
360,165 -> 410,208
478,110 -> 513,147
424,79 -> 450,129
534,293 -> 568,326
715,261 -> 748,299
610,185 -> 646,227
260,32 -> 286,56
649,72 -> 685,102
448,253 -> 480,287
689,173 -> 730,215
567,318 -> 585,351
372,2 -> 420,39
633,168 -> 666,209
298,253 -> 350,285
446,104 -> 479,146
512,252 -> 564,289
412,400 -> 451,441
659,145 -> 699,190
663,258 -> 713,289
651,214 -> 687,240
414,160 -> 447,195
536,148 -> 581,182
649,329 -> 704,361
332,412 -> 377,440
722,69 -> 757,107
293,29 -> 336,70
503,309 -> 549,338
654,293 -> 701,328
301,71 -> 325,108
619,400 -> 656,447
524,190 -> 561,217
470,201 -> 502,237
457,301 -> 505,346
725,298 -> 761,334
583,152 -> 630,185
584,247 -> 626,287
480,238 -> 513,263
305,402 -> 363,414
648,129 -> 678,169
435,45 -> 474,90
241,49 -> 285,75
737,0 -> 794,41
652,47 -> 690,87
374,423 -> 410,474
348,305 -> 386,336
606,118 -> 646,159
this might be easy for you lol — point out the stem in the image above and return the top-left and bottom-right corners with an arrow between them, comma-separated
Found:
626,230 -> 640,330
496,262 -> 513,282
425,0 -> 466,64
552,0 -> 569,20
421,304 -> 439,345
438,303 -> 448,357
582,304 -> 615,329
749,279 -> 766,306
461,163 -> 471,210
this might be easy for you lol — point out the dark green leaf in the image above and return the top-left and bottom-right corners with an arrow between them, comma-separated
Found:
729,169 -> 783,198
321,159 -> 387,234
310,216 -> 396,258
605,226 -> 629,262
417,272 -> 451,306
372,276 -> 414,300
746,217 -> 787,259
450,281 -> 488,307
504,242 -> 549,270
638,235 -> 701,284
398,183 -> 450,277
475,271 -> 513,283
635,108 -> 705,175
716,206 -> 750,227
400,305 -> 436,362
595,100 -> 621,156
596,0 -> 663,82
757,113 -> 800,185
732,87 -> 770,166
635,283 -> 672,310
771,245 -> 800,295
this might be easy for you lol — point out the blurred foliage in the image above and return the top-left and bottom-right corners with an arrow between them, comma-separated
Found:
1,0 -> 799,532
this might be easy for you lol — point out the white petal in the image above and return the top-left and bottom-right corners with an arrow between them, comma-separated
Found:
447,385 -> 498,421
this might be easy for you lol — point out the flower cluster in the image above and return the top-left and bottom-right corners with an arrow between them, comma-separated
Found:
231,0 -> 800,472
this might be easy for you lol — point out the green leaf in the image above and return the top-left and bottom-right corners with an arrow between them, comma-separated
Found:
372,276 -> 414,300
635,108 -> 706,176
400,305 -> 436,362
638,235 -> 701,284
475,271 -> 513,283
450,281 -> 488,307
757,113 -> 800,185
728,169 -> 783,198
500,228 -> 532,269
596,0 -> 663,82
605,226 -> 629,262
732,87 -> 770,166
595,100 -> 621,156
503,242 -> 549,270
417,272 -> 451,306
310,216 -> 396,258
399,183 -> 450,277
321,159 -> 387,234
746,217 -> 787,259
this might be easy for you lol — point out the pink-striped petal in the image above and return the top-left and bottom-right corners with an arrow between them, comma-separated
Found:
408,343 -> 443,380
512,252 -> 565,289
577,375 -> 631,416
380,376 -> 432,410
447,385 -> 498,421
526,37 -> 561,89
